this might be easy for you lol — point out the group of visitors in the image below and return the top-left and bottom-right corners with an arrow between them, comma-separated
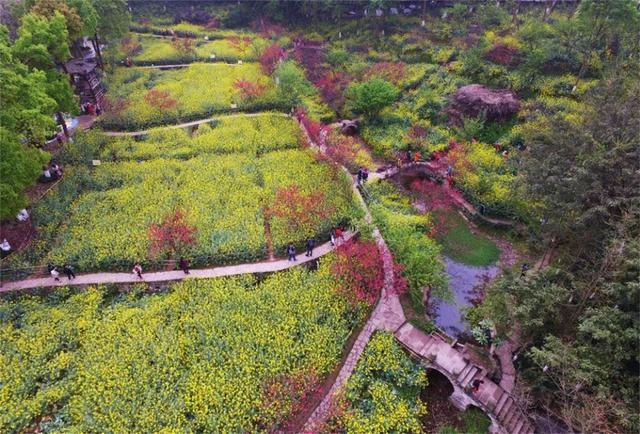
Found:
286,228 -> 346,261
356,167 -> 369,186
40,162 -> 63,183
48,263 -> 76,281
81,101 -> 99,116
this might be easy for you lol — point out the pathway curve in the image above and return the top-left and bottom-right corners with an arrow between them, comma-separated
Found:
297,118 -> 533,434
102,112 -> 289,137
0,232 -> 354,293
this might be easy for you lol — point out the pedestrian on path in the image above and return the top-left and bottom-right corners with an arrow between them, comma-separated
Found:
50,266 -> 60,282
520,262 -> 530,277
1,239 -> 11,258
357,167 -> 364,186
306,238 -> 315,257
335,227 -> 344,245
179,257 -> 190,274
330,229 -> 336,246
287,243 -> 297,261
132,263 -> 143,279
470,379 -> 484,394
63,264 -> 76,280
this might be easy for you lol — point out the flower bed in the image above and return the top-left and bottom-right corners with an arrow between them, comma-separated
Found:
324,332 -> 427,433
40,120 -> 358,271
0,264 -> 364,433
97,63 -> 287,131
128,34 -> 269,65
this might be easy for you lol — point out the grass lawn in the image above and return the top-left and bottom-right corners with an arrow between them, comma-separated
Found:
434,210 -> 500,267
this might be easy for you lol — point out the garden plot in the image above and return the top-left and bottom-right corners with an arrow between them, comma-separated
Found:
99,63 -> 283,131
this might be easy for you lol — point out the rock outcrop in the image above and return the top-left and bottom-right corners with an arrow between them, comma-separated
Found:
448,84 -> 521,124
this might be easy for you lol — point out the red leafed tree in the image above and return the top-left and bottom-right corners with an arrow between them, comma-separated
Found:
251,18 -> 285,39
332,239 -> 385,306
325,130 -> 362,172
102,96 -> 130,116
234,79 -> 267,100
145,89 -> 178,110
294,107 -> 324,145
226,35 -> 253,55
258,369 -> 320,431
148,208 -> 197,258
171,37 -> 195,56
259,43 -> 285,74
364,61 -> 407,85
313,71 -> 351,110
121,36 -> 142,57
484,43 -> 519,65
267,185 -> 335,237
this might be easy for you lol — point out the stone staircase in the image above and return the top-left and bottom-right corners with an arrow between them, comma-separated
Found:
394,322 -> 535,434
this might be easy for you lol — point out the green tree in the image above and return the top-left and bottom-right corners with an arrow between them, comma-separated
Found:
0,128 -> 49,219
13,12 -> 70,70
30,0 -> 82,41
346,78 -> 399,118
275,60 -> 315,107
92,0 -> 129,41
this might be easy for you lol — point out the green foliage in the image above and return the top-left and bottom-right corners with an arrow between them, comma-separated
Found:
0,264 -> 360,433
275,60 -> 332,121
13,12 -> 70,69
92,0 -> 130,41
433,210 -> 500,267
367,181 -> 447,314
328,332 -> 427,433
0,128 -> 50,219
346,78 -> 399,118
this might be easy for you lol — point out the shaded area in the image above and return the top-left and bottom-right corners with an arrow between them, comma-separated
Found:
421,369 -> 491,434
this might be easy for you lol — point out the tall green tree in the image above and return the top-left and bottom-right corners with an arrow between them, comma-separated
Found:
346,78 -> 399,118
30,0 -> 83,41
92,0 -> 129,41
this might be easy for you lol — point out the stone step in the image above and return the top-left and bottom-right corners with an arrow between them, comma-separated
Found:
497,397 -> 514,420
457,362 -> 473,382
512,416 -> 525,434
502,406 -> 519,431
518,422 -> 535,434
493,392 -> 510,416
507,413 -> 524,433
394,322 -> 413,340
460,365 -> 480,388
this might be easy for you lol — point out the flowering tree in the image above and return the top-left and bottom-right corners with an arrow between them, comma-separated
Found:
331,239 -> 385,306
267,185 -> 335,237
234,79 -> 267,100
144,89 -> 177,110
259,43 -> 285,74
148,208 -> 197,258
171,37 -> 195,56
226,35 -> 253,55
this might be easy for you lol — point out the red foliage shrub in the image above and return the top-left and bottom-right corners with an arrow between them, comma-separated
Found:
226,35 -> 253,54
121,36 -> 142,57
267,185 -> 336,236
295,107 -> 324,145
258,370 -> 321,431
313,71 -> 352,110
484,43 -> 519,65
259,43 -> 286,74
325,130 -> 364,172
102,96 -> 130,116
148,208 -> 197,258
144,89 -> 178,110
363,61 -> 407,85
233,79 -> 267,100
332,239 -> 385,306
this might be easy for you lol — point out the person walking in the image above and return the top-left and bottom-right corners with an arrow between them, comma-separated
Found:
132,263 -> 143,279
287,243 -> 297,261
330,229 -> 336,246
1,239 -> 11,258
470,379 -> 484,394
63,264 -> 76,280
520,262 -> 530,277
335,227 -> 344,244
50,266 -> 60,282
179,257 -> 190,274
305,238 -> 315,257
356,167 -> 364,186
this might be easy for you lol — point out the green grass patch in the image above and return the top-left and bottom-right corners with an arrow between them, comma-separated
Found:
435,210 -> 500,267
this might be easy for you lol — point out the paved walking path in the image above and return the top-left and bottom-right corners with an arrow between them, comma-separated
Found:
0,232 -> 354,293
102,112 -> 289,137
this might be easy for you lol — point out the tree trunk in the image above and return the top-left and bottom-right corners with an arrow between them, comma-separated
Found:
543,0 -> 559,22
93,33 -> 103,69
56,111 -> 69,138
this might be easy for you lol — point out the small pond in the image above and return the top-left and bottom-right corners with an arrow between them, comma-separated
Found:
428,257 -> 499,339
